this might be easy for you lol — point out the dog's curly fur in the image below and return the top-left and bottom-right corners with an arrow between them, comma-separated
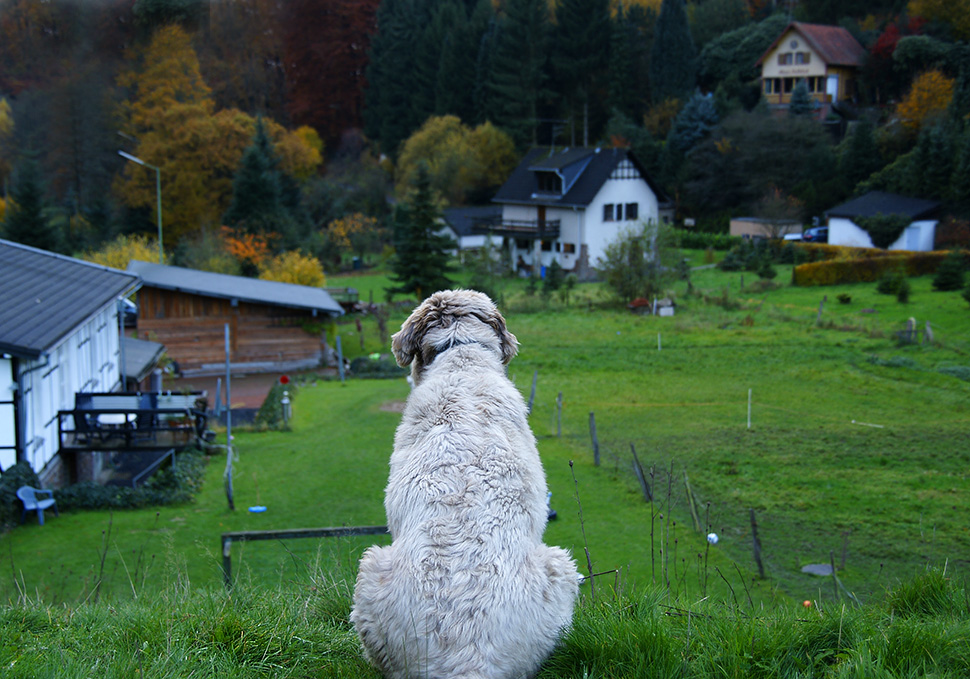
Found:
351,290 -> 579,679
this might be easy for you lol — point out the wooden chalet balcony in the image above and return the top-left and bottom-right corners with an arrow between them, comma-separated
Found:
58,391 -> 209,454
472,217 -> 561,239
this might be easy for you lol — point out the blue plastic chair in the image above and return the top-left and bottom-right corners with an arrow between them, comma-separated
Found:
16,486 -> 59,526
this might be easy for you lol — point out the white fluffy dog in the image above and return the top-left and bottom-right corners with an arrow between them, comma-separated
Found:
351,290 -> 578,679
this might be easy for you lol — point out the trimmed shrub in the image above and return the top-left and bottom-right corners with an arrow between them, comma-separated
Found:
793,251 -> 952,286
674,229 -> 741,251
0,462 -> 41,529
877,270 -> 908,295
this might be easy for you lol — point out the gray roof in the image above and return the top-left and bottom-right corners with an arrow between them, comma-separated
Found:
122,336 -> 165,382
825,191 -> 940,220
0,239 -> 139,359
493,146 -> 666,209
127,261 -> 344,316
443,205 -> 502,237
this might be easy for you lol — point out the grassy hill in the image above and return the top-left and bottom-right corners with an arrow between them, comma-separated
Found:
1,260 -> 969,675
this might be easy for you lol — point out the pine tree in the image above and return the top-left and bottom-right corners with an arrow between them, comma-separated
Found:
650,0 -> 696,104
486,0 -> 552,147
932,249 -> 966,291
910,123 -> 953,199
788,79 -> 817,117
840,119 -> 882,190
387,163 -> 456,300
223,118 -> 289,238
667,92 -> 719,155
553,0 -> 610,145
363,0 -> 421,157
2,157 -> 62,252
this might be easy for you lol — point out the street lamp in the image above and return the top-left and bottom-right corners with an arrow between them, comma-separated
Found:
118,150 -> 163,264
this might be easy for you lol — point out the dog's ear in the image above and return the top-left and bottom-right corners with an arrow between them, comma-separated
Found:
391,298 -> 438,368
480,306 -> 518,365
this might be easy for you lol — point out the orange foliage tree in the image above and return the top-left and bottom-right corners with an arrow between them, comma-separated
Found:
221,226 -> 273,276
896,68 -> 955,133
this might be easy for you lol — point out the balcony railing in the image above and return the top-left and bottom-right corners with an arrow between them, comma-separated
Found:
472,218 -> 561,239
58,391 -> 209,453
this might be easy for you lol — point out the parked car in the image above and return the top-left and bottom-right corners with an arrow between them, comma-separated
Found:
802,226 -> 828,243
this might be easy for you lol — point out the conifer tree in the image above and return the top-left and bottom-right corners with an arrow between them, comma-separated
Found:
788,79 -> 816,117
839,119 -> 882,190
486,0 -> 552,147
387,163 -> 456,300
650,0 -> 696,104
910,123 -> 953,199
553,0 -> 610,145
2,157 -> 61,252
223,118 -> 291,241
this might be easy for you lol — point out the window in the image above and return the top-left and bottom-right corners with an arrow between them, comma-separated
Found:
625,203 -> 638,221
783,78 -> 795,93
777,53 -> 793,65
563,243 -> 576,254
540,240 -> 552,252
515,239 -> 530,250
554,242 -> 561,252
603,203 -> 615,222
795,52 -> 811,64
536,171 -> 561,193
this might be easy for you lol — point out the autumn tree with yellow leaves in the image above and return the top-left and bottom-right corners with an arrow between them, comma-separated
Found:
115,25 -> 321,246
896,69 -> 955,133
258,250 -> 326,287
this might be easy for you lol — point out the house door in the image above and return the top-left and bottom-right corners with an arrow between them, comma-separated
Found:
905,225 -> 920,250
0,357 -> 16,470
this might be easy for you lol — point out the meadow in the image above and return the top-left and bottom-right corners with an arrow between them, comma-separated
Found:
1,259 -> 969,675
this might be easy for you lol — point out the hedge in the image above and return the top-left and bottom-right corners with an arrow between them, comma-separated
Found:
793,250 -> 956,286
674,229 -> 742,251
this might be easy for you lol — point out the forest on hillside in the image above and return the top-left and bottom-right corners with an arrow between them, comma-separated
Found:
1,0 -> 970,275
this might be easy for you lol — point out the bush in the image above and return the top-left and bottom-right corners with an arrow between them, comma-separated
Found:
254,382 -> 298,428
932,250 -> 967,291
793,251 -> 951,286
757,257 -> 777,280
877,270 -> 908,295
0,462 -> 41,529
897,277 -> 911,303
53,450 -> 206,512
349,354 -> 408,379
674,229 -> 741,251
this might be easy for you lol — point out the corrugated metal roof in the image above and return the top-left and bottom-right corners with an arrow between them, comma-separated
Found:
121,336 -> 165,382
825,191 -> 940,220
757,22 -> 865,68
443,205 -> 502,237
0,239 -> 139,359
493,147 -> 665,208
127,261 -> 344,316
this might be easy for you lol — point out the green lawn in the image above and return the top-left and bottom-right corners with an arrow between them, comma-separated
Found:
2,261 -> 969,609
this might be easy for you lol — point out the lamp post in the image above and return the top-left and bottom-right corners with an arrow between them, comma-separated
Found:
118,150 -> 163,263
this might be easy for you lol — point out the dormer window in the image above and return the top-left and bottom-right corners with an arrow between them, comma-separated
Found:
536,171 -> 562,194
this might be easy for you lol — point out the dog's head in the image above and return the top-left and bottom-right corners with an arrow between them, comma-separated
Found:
391,290 -> 518,382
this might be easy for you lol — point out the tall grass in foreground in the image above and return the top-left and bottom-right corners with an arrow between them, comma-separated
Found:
1,560 -> 966,678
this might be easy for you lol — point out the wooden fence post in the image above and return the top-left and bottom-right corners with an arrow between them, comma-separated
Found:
527,370 -> 538,415
556,391 -> 563,438
630,444 -> 651,501
750,508 -> 765,579
589,412 -> 600,466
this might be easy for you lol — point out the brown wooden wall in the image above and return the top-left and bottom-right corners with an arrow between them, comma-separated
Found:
136,287 -> 325,372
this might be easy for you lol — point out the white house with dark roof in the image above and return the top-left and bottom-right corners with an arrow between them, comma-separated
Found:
825,191 -> 940,250
0,240 -> 140,483
484,146 -> 670,277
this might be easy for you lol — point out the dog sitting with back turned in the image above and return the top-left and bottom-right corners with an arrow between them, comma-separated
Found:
351,289 -> 579,679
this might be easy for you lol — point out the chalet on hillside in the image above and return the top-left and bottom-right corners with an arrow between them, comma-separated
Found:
0,240 -> 140,485
481,146 -> 671,278
757,22 -> 865,116
127,261 -> 344,375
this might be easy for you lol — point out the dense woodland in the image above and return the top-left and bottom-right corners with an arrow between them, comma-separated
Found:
1,0 -> 970,276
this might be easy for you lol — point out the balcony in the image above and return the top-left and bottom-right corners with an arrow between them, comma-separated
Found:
58,391 -> 209,454
472,217 -> 561,240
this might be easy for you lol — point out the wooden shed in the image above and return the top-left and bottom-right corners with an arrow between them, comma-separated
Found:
127,261 -> 344,375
